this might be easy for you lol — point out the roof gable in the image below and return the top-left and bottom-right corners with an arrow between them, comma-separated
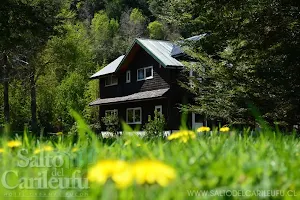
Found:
117,39 -> 184,72
90,35 -> 206,78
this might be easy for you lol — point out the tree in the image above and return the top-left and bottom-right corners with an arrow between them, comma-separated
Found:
40,22 -> 95,132
0,0 -> 63,132
163,0 -> 300,128
91,11 -> 120,63
120,8 -> 148,45
148,21 -> 165,39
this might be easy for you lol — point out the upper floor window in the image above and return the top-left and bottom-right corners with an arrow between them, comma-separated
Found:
105,75 -> 118,87
126,71 -> 131,83
137,66 -> 153,81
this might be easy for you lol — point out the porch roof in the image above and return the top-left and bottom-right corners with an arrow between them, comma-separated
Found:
89,88 -> 169,106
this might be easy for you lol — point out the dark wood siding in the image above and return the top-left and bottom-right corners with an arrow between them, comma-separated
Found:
99,48 -> 171,99
100,99 -> 172,130
96,46 -> 192,130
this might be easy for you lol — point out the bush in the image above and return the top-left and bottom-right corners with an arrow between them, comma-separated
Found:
144,110 -> 166,138
102,114 -> 120,135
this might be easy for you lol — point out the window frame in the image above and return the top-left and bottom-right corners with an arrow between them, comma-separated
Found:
105,75 -> 118,87
126,107 -> 142,124
126,70 -> 131,83
105,109 -> 118,117
155,105 -> 163,114
137,66 -> 153,81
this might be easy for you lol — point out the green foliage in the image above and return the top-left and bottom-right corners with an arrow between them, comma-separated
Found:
0,85 -> 4,127
83,78 -> 99,124
148,20 -> 164,39
9,81 -> 31,130
119,8 -> 149,45
44,22 -> 94,79
130,8 -> 146,24
91,11 -> 121,63
0,117 -> 299,198
36,73 -> 58,131
55,72 -> 88,130
37,21 -> 95,132
2,0 -> 299,133
144,110 -> 166,138
166,0 -> 300,128
102,114 -> 120,135
0,0 -> 179,133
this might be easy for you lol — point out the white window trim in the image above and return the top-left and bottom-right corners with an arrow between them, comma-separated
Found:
126,107 -> 142,124
105,75 -> 118,87
126,70 -> 131,83
105,109 -> 118,116
155,105 -> 162,114
137,66 -> 153,81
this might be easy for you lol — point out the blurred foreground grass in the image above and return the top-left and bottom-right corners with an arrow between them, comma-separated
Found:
0,114 -> 299,200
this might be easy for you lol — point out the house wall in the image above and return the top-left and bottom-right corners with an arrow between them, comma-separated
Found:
100,99 -> 168,129
97,47 -> 192,130
99,48 -> 171,99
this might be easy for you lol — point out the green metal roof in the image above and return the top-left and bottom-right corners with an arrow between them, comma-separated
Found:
90,55 -> 125,79
117,39 -> 184,71
91,38 -> 186,78
136,39 -> 184,68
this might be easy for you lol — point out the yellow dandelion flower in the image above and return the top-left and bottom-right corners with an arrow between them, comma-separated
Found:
7,140 -> 22,148
197,126 -> 211,132
44,145 -> 53,151
131,160 -> 176,187
124,140 -> 131,146
72,147 -> 79,152
112,168 -> 134,188
220,127 -> 230,132
167,130 -> 196,143
56,132 -> 63,136
0,148 -> 4,153
34,145 -> 53,154
88,160 -> 130,185
34,149 -> 41,154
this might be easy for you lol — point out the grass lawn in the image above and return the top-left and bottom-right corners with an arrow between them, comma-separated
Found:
0,115 -> 299,199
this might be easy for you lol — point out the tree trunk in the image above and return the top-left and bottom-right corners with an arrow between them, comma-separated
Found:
3,53 -> 10,124
30,68 -> 38,134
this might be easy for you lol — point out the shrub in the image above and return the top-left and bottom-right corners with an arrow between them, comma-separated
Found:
102,114 -> 120,135
144,110 -> 166,138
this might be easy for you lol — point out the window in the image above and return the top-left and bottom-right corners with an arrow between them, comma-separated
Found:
105,109 -> 118,117
155,105 -> 162,114
126,107 -> 142,124
137,66 -> 153,81
126,71 -> 131,83
105,75 -> 118,87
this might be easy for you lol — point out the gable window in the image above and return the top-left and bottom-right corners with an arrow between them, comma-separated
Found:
105,75 -> 118,87
105,109 -> 118,117
126,107 -> 142,124
126,71 -> 131,83
137,66 -> 153,81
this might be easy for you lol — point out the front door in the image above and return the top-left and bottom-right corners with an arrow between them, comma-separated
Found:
192,113 -> 205,129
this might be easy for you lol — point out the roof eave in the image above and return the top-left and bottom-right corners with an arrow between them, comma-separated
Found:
90,72 -> 114,80
89,96 -> 167,106
166,66 -> 184,69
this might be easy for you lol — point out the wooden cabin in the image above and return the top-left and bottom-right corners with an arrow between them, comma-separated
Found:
90,37 -> 207,131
